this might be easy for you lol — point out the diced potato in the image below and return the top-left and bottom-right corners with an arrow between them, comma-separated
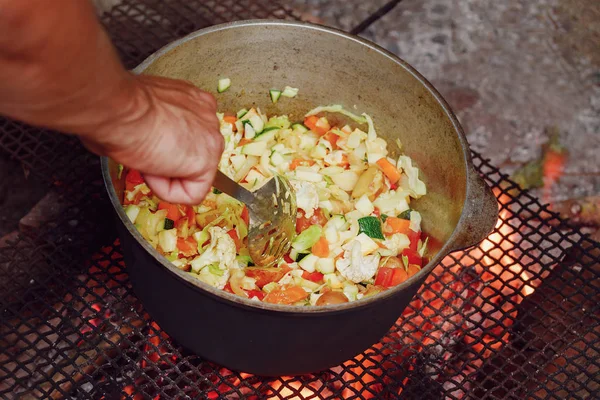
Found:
330,171 -> 359,192
354,194 -> 375,216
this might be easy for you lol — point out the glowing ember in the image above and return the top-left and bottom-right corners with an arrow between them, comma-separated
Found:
74,188 -> 550,400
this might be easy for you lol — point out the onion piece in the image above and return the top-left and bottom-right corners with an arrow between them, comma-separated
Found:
234,155 -> 259,182
229,270 -> 248,298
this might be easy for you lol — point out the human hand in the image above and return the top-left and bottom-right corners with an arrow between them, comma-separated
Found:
82,75 -> 224,204
0,0 -> 223,205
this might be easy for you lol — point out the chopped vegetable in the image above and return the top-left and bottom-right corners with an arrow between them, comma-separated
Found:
158,201 -> 181,222
158,229 -> 178,252
304,115 -> 330,136
376,158 -> 402,184
123,103 -> 429,306
236,108 -> 248,119
245,266 -> 290,288
292,225 -> 323,252
398,209 -> 411,220
163,218 -> 175,230
357,216 -> 385,240
270,89 -> 282,103
217,78 -> 231,93
383,217 -> 410,235
311,236 -> 329,258
316,291 -> 348,305
305,105 -> 368,124
281,86 -> 299,98
264,285 -> 309,304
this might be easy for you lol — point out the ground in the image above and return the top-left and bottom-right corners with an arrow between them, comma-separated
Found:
1,0 -> 598,236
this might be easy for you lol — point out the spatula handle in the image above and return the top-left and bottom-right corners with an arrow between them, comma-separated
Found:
212,170 -> 255,206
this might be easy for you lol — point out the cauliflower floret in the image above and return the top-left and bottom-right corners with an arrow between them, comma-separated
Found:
190,227 -> 236,274
195,265 -> 230,290
379,233 -> 410,257
291,180 -> 319,218
335,240 -> 381,283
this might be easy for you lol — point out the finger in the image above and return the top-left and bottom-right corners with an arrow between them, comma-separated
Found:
144,172 -> 216,205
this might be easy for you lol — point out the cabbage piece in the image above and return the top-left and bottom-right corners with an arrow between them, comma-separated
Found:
305,105 -> 368,124
410,210 -> 422,232
397,156 -> 426,197
265,115 -> 291,130
362,113 -> 377,141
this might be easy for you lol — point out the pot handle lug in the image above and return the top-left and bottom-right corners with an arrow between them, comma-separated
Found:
449,168 -> 499,251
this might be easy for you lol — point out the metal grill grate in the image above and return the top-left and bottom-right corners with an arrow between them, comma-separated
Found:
1,1 -> 599,399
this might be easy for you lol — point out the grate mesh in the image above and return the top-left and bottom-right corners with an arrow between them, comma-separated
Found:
1,1 -> 599,399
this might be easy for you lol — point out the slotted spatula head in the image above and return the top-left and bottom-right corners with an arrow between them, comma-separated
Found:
246,174 -> 297,267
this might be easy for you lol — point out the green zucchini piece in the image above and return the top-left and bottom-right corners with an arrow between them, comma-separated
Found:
163,218 -> 175,230
357,216 -> 385,240
270,89 -> 282,103
217,78 -> 231,93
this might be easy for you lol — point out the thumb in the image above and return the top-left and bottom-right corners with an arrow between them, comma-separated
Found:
144,170 -> 216,205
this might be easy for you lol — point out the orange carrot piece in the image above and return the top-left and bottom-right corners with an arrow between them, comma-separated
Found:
376,158 -> 402,184
384,217 -> 411,235
223,115 -> 237,131
290,158 -> 316,171
304,115 -> 330,135
323,132 -> 339,149
237,138 -> 251,147
158,201 -> 182,222
263,285 -> 309,304
311,236 -> 329,258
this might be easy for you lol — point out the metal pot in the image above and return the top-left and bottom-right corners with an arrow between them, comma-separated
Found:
101,20 -> 498,376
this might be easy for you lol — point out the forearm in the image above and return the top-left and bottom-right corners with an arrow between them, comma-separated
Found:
0,0 -> 139,137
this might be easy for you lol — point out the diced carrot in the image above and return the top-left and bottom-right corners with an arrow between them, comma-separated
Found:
238,138 -> 252,147
290,158 -> 316,171
158,201 -> 182,222
304,115 -> 330,135
304,115 -> 320,132
264,285 -> 309,304
323,132 -> 339,149
376,158 -> 402,184
223,115 -> 237,131
311,236 -> 329,258
384,217 -> 411,235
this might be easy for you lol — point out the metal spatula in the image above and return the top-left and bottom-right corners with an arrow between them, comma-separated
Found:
212,170 -> 297,267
